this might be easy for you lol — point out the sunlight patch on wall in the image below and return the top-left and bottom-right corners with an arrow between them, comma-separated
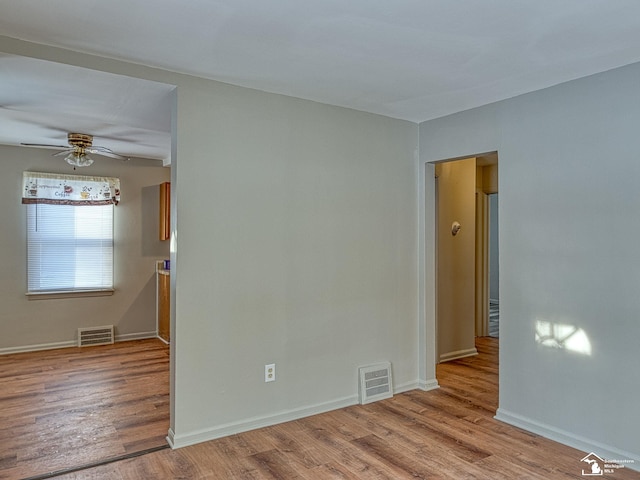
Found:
535,319 -> 592,355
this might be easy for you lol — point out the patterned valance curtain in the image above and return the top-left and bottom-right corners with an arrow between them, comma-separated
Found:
22,171 -> 121,206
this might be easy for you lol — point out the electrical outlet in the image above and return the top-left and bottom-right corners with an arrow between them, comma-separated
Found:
265,363 -> 276,382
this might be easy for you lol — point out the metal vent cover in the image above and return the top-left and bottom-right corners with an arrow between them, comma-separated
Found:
358,361 -> 393,405
78,325 -> 114,347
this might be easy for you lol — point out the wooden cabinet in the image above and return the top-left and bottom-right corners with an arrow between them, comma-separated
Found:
157,265 -> 170,343
159,182 -> 171,241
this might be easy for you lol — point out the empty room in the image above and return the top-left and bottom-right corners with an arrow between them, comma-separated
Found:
1,1 -> 639,479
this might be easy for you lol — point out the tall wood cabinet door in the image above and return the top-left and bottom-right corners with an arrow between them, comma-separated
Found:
159,182 -> 171,241
158,273 -> 170,342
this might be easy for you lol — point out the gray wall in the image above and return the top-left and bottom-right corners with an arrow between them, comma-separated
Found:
0,37 -> 421,447
172,78 -> 420,443
0,144 -> 170,350
420,63 -> 640,464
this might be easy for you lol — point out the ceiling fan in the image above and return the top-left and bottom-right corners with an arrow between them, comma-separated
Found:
21,132 -> 129,168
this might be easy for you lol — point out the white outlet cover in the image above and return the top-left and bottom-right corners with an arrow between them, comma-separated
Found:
265,363 -> 276,382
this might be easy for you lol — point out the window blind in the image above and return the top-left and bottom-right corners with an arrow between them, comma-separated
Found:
27,203 -> 114,293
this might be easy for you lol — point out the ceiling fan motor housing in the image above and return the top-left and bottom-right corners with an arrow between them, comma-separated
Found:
68,133 -> 93,148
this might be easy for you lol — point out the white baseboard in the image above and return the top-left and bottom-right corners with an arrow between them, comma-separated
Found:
439,347 -> 478,363
495,408 -> 639,472
168,394 -> 359,449
0,330 -> 159,355
114,331 -> 157,342
168,377 -> 433,450
0,340 -> 76,355
394,380 -> 421,394
417,379 -> 439,391
166,428 -> 177,449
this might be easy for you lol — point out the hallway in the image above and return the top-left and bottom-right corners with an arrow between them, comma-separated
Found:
489,300 -> 499,338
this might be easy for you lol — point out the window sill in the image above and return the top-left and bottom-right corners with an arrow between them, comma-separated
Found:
26,289 -> 115,300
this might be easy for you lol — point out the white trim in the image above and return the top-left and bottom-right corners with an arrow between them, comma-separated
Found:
26,289 -> 115,300
417,379 -> 439,391
495,408 -> 639,472
439,347 -> 478,363
417,161 -> 438,396
168,395 -> 359,449
0,340 -> 76,355
166,428 -> 177,449
114,331 -> 157,342
168,380 -> 432,450
0,330 -> 159,355
393,380 -> 422,394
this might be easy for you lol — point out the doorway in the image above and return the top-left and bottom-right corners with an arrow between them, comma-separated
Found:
434,153 -> 498,363
0,55 -> 176,479
488,193 -> 499,338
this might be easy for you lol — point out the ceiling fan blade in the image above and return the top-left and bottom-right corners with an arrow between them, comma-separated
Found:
88,149 -> 129,160
95,152 -> 130,160
21,143 -> 69,149
87,145 -> 114,153
22,137 -> 130,161
52,149 -> 74,157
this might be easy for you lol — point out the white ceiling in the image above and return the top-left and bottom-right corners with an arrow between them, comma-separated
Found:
2,0 -> 640,161
0,53 -> 174,161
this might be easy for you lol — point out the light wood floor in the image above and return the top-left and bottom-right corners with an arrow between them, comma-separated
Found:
38,337 -> 639,479
0,339 -> 169,480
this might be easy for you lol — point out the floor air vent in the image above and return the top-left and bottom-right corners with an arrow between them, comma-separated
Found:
78,325 -> 114,347
358,362 -> 393,405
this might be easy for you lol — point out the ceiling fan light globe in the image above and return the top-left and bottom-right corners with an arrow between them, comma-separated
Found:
65,152 -> 94,167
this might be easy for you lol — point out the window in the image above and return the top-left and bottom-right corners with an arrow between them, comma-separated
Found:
27,203 -> 114,294
22,171 -> 120,297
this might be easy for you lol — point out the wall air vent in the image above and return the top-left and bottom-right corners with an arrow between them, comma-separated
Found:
358,361 -> 393,405
78,325 -> 114,347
